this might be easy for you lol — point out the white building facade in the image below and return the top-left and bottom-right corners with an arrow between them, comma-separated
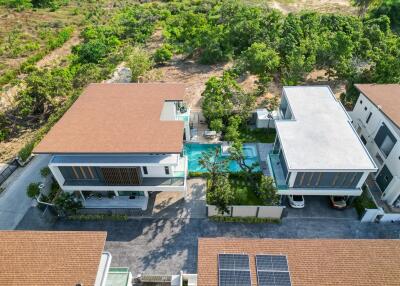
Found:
269,86 -> 377,197
350,84 -> 400,207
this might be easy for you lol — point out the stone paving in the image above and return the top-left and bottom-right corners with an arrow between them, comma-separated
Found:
17,214 -> 400,276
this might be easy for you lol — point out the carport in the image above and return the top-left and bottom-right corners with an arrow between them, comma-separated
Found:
282,196 -> 359,219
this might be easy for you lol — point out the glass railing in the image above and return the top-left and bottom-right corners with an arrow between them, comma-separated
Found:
268,152 -> 288,190
173,171 -> 185,177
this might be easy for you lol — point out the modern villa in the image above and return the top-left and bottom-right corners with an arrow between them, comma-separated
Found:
350,84 -> 400,208
34,83 -> 190,210
269,86 -> 377,197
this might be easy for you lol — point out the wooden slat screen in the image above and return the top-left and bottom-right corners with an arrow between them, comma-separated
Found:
100,167 -> 143,186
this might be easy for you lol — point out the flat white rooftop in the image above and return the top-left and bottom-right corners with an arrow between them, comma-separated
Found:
276,86 -> 377,171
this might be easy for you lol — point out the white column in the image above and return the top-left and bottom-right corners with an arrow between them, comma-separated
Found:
357,171 -> 370,189
49,165 -> 65,188
288,172 -> 297,188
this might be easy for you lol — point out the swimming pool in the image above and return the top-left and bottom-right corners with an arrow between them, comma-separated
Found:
184,143 -> 260,173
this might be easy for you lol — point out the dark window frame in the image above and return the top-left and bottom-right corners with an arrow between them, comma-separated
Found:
366,112 -> 372,124
142,166 -> 148,175
164,166 -> 170,175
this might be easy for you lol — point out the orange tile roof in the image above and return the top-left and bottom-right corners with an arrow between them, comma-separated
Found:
34,83 -> 185,154
355,84 -> 400,129
198,238 -> 400,286
0,231 -> 107,286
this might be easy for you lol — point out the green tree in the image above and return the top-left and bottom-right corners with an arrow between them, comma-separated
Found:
224,115 -> 242,142
369,1 -> 400,32
18,67 -> 73,117
54,192 -> 82,216
153,44 -> 173,64
26,182 -> 40,198
261,96 -> 279,135
126,47 -> 153,82
258,176 -> 279,205
207,174 -> 234,215
198,147 -> 228,191
229,141 -> 259,175
238,42 -> 280,83
0,0 -> 32,9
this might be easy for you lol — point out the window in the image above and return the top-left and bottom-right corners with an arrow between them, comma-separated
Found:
364,107 -> 367,111
142,166 -> 148,175
71,166 -> 96,180
366,112 -> 372,124
360,135 -> 367,145
375,153 -> 384,166
381,135 -> 395,157
360,100 -> 363,104
164,166 -> 170,175
374,123 -> 397,157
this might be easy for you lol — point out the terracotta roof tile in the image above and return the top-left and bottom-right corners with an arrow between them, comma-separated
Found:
34,83 -> 185,154
0,231 -> 107,286
198,238 -> 400,286
355,84 -> 400,129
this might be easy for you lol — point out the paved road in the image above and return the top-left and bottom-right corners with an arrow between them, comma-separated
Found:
17,215 -> 400,276
0,155 -> 50,229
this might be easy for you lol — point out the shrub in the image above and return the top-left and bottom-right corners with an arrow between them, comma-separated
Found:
67,214 -> 128,221
153,44 -> 173,64
40,166 -> 51,177
18,141 -> 35,162
126,46 -> 153,82
210,215 -> 280,224
54,192 -> 82,215
26,182 -> 40,198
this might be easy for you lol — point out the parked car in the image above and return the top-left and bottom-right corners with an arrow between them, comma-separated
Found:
330,196 -> 347,209
288,195 -> 305,208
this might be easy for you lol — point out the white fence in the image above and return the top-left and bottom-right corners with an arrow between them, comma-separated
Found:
361,208 -> 400,223
207,205 -> 284,219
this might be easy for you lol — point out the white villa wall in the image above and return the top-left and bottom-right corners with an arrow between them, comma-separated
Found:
351,93 -> 400,206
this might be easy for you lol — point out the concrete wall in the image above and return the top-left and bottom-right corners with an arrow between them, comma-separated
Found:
361,208 -> 400,223
207,205 -> 284,219
351,93 -> 400,206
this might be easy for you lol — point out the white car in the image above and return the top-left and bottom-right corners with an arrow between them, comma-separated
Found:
288,195 -> 305,208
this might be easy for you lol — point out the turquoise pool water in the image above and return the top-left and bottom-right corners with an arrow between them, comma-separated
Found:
184,143 -> 260,172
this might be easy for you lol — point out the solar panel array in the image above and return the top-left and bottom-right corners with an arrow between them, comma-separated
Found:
256,255 -> 291,286
218,254 -> 251,286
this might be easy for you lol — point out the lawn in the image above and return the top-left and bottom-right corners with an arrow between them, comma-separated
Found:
352,187 -> 377,217
238,128 -> 276,143
229,176 -> 264,205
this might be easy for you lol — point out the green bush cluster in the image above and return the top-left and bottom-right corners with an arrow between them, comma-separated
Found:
162,0 -> 400,105
14,4 -> 160,160
209,215 -> 280,224
26,182 -> 40,198
67,214 -> 129,221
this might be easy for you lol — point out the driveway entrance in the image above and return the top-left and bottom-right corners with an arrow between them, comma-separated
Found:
283,196 -> 359,220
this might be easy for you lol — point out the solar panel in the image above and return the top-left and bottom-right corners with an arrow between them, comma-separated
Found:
256,255 -> 291,286
218,254 -> 251,286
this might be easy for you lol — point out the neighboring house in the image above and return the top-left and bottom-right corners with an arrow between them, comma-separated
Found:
197,237 -> 400,286
350,84 -> 400,207
269,86 -> 377,196
0,231 -> 132,286
34,83 -> 190,210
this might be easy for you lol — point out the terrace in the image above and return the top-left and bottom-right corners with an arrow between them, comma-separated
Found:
268,152 -> 288,190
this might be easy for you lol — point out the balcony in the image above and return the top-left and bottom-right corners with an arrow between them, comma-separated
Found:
64,177 -> 185,187
268,152 -> 288,190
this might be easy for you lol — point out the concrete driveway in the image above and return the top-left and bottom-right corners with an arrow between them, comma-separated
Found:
283,195 -> 359,220
17,214 -> 400,276
0,154 -> 51,229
